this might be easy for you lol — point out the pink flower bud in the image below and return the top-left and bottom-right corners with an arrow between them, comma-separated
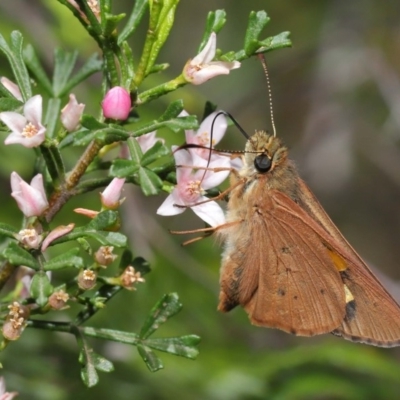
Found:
1,77 -> 22,101
10,172 -> 49,218
101,87 -> 131,120
60,94 -> 85,132
100,178 -> 125,209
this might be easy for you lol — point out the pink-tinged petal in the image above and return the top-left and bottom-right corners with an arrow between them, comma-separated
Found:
23,95 -> 42,126
191,32 -> 216,65
41,223 -> 75,251
1,77 -> 22,101
61,94 -> 85,132
191,200 -> 226,227
190,62 -> 240,85
230,156 -> 243,170
136,131 -> 164,153
30,174 -> 47,199
0,112 -> 27,133
4,130 -> 45,148
156,192 -> 185,216
102,87 -> 131,120
197,111 -> 227,146
0,377 -> 18,399
201,157 -> 231,189
100,178 -> 126,209
10,172 -> 48,217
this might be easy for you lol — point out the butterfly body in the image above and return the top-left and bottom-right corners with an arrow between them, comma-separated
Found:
218,130 -> 400,347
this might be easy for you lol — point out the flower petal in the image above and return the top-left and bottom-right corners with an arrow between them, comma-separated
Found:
156,192 -> 185,216
191,32 -> 216,65
191,200 -> 225,227
23,95 -> 43,126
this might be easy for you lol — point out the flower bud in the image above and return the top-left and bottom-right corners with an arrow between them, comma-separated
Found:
77,269 -> 97,290
101,87 -> 131,120
60,94 -> 85,132
100,178 -> 125,209
94,246 -> 117,267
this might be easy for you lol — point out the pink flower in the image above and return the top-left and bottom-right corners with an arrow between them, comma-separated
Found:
10,172 -> 49,217
157,148 -> 229,227
60,94 -> 85,131
0,95 -> 46,148
136,131 -> 165,153
183,32 -> 240,85
182,110 -> 228,159
100,178 -> 126,209
101,87 -> 131,120
41,223 -> 75,251
1,77 -> 22,101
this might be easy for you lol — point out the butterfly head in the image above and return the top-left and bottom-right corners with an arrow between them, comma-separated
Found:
244,131 -> 288,175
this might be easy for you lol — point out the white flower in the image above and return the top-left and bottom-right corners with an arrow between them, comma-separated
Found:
157,148 -> 229,227
60,94 -> 85,132
10,172 -> 49,217
182,110 -> 228,159
183,32 -> 240,85
0,95 -> 45,148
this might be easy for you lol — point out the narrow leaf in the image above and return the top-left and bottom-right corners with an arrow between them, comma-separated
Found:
144,335 -> 200,359
118,0 -> 148,43
52,49 -> 78,97
137,344 -> 163,372
140,293 -> 182,339
110,159 -> 140,178
0,223 -> 19,238
200,10 -> 226,51
80,348 -> 99,388
140,141 -> 170,167
138,167 -> 163,196
244,10 -> 270,55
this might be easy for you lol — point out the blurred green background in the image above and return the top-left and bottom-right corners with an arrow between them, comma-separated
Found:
2,0 -> 400,399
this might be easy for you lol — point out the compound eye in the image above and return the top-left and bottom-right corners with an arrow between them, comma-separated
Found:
254,154 -> 272,172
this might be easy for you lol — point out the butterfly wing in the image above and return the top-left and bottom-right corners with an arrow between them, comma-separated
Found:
219,183 -> 346,336
295,179 -> 400,347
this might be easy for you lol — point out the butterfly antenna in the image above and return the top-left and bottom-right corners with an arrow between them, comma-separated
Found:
258,53 -> 277,138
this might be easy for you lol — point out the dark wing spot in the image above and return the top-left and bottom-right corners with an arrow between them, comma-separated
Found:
277,288 -> 286,296
320,289 -> 325,295
344,300 -> 356,322
290,328 -> 297,335
281,247 -> 290,254
293,295 -> 298,300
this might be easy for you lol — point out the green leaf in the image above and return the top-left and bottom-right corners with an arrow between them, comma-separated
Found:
0,97 -> 22,112
137,344 -> 163,372
88,210 -> 119,230
23,44 -> 53,96
244,10 -> 270,55
62,53 -> 103,96
0,223 -> 19,238
110,159 -> 140,177
144,335 -> 200,359
43,248 -> 84,271
82,327 -> 140,344
138,167 -> 163,196
256,31 -> 292,53
159,99 -> 184,121
145,0 -> 179,75
127,136 -> 143,164
66,129 -> 96,147
81,114 -> 108,131
103,13 -> 126,37
118,0 -> 148,43
90,352 -> 114,373
44,98 -> 62,139
2,241 -> 40,270
131,256 -> 151,275
0,31 -> 32,101
56,229 -> 127,248
200,10 -> 226,51
30,271 -> 53,306
140,141 -> 170,167
140,293 -> 182,339
79,348 -> 99,388
52,48 -> 78,97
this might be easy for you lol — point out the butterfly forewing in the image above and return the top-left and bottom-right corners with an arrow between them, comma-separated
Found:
218,130 -> 400,347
